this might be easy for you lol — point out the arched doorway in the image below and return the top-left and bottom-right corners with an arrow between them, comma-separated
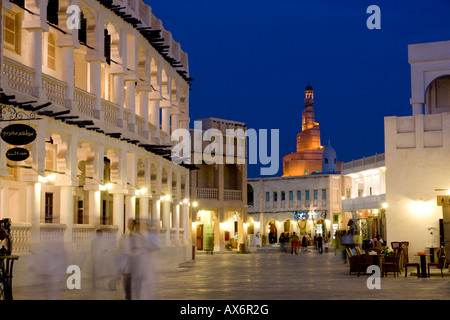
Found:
284,219 -> 293,235
425,75 -> 450,114
268,220 -> 277,244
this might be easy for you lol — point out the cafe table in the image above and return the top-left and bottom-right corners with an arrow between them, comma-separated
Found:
0,255 -> 19,300
366,252 -> 385,276
414,254 -> 431,278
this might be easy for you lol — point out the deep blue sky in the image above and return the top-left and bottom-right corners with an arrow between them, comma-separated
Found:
146,0 -> 450,178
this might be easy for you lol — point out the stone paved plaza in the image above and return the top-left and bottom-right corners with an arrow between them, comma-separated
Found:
12,246 -> 450,300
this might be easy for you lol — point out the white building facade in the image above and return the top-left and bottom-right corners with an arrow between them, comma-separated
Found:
341,154 -> 386,244
385,40 -> 450,256
189,118 -> 248,253
248,172 -> 343,246
0,0 -> 193,285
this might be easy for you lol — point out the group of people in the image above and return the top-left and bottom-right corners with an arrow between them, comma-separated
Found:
278,232 -> 325,255
91,218 -> 160,300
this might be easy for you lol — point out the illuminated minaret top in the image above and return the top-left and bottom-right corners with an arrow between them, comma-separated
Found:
282,82 -> 324,177
297,82 -> 321,152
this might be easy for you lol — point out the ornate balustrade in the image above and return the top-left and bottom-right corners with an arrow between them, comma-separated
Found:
3,57 -> 33,95
74,88 -> 96,118
42,74 -> 67,107
10,223 -> 31,254
101,99 -> 120,126
72,224 -> 95,250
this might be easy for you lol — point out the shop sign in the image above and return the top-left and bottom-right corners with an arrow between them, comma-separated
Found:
437,195 -> 450,206
6,147 -> 30,161
1,124 -> 37,145
294,211 -> 327,220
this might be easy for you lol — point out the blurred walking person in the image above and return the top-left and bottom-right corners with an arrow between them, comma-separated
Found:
131,218 -> 160,300
279,233 -> 286,252
118,218 -> 137,300
291,232 -> 300,255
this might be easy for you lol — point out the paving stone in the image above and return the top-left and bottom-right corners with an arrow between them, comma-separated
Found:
12,248 -> 450,300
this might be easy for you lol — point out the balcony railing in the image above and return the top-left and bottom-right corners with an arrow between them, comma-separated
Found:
197,188 -> 218,200
72,224 -> 95,250
74,88 -> 96,118
2,57 -> 175,148
101,99 -> 120,126
10,223 -> 31,254
40,223 -> 66,244
42,74 -> 67,107
3,57 -> 33,95
224,189 -> 242,201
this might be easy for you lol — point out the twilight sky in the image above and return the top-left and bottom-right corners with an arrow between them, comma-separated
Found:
147,0 -> 450,178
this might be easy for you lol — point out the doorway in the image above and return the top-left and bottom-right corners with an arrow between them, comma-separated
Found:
268,220 -> 277,244
196,224 -> 204,250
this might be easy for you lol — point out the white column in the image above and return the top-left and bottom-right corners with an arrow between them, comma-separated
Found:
61,47 -> 75,109
28,30 -> 43,98
171,112 -> 179,134
27,182 -> 41,244
89,190 -> 101,229
150,100 -> 160,128
113,74 -> 125,127
161,199 -> 171,246
125,80 -> 136,132
180,204 -> 189,245
60,186 -> 74,245
172,203 -> 180,245
125,195 -> 136,222
139,196 -> 149,220
113,193 -> 125,236
149,99 -> 161,143
137,89 -> 149,138
151,198 -> 161,233
88,60 -> 102,119
161,102 -> 171,135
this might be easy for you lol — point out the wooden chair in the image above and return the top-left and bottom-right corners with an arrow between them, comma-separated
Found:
347,247 -> 370,276
428,247 -> 446,277
400,242 -> 410,262
405,261 -> 420,278
365,248 -> 382,255
391,242 -> 401,250
383,248 -> 403,277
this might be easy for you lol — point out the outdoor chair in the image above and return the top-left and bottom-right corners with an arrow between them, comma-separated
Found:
347,247 -> 370,276
428,247 -> 446,277
383,248 -> 403,277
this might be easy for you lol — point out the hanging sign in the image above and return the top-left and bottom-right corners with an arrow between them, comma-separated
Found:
6,147 -> 30,161
437,195 -> 450,206
1,124 -> 37,145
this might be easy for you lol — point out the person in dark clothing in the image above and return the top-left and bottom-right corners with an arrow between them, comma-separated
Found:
279,233 -> 286,252
317,234 -> 323,254
302,235 -> 308,251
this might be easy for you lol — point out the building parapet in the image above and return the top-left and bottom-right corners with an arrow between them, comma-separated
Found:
342,153 -> 385,174
342,194 -> 386,211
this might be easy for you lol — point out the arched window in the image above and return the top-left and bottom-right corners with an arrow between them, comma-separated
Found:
324,158 -> 328,164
